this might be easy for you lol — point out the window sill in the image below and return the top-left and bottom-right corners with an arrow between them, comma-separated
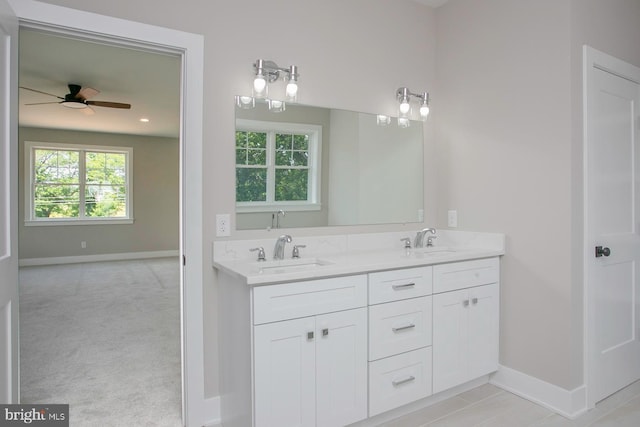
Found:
24,218 -> 134,227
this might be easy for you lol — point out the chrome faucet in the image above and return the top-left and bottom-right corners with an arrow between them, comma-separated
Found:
273,234 -> 292,260
414,228 -> 437,248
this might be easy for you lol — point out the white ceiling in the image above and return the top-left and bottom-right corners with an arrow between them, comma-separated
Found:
19,29 -> 181,138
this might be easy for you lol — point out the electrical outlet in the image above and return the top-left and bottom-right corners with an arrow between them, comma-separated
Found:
216,214 -> 231,237
81,241 -> 87,249
447,210 -> 458,228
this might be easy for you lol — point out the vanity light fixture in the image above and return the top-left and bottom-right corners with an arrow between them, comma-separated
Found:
376,114 -> 391,126
396,87 -> 430,123
235,95 -> 255,109
253,59 -> 300,103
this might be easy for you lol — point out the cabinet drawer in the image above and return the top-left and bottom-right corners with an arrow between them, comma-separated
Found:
433,258 -> 499,294
369,296 -> 432,361
252,275 -> 367,324
369,266 -> 432,305
368,347 -> 432,417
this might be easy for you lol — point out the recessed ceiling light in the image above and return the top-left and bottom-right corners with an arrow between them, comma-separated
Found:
139,118 -> 150,123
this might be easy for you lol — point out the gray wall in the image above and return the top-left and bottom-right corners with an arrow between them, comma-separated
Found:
436,0 -> 640,391
19,127 -> 179,260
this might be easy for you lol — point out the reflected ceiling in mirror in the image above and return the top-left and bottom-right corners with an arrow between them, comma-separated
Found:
235,99 -> 424,230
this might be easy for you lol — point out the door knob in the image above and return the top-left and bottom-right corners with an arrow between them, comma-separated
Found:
595,246 -> 611,258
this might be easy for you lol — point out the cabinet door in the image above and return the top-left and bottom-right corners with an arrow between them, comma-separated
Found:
316,308 -> 368,427
468,283 -> 499,379
254,317 -> 316,427
432,288 -> 469,394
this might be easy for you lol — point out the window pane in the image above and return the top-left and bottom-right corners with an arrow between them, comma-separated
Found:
236,168 -> 267,202
34,149 -> 79,183
292,151 -> 309,167
292,134 -> 309,150
275,169 -> 308,201
85,184 -> 127,217
86,152 -> 126,185
236,131 -> 267,166
34,184 -> 80,218
275,133 -> 292,151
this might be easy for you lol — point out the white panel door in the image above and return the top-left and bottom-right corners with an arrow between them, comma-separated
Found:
585,47 -> 640,405
254,317 -> 316,427
0,0 -> 17,404
315,308 -> 367,427
468,283 -> 499,379
432,288 -> 468,394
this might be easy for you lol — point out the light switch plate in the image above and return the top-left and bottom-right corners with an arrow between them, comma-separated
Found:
447,210 -> 458,228
216,214 -> 231,237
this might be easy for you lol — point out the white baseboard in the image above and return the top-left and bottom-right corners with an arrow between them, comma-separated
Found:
491,364 -> 587,419
203,396 -> 221,427
19,250 -> 179,267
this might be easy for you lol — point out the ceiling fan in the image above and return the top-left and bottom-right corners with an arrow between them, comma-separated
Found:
20,84 -> 132,113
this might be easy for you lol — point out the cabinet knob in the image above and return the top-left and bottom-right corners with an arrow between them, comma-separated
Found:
463,299 -> 470,307
307,331 -> 314,340
471,297 -> 478,305
322,328 -> 329,337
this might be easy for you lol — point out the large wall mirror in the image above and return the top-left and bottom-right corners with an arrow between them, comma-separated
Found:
235,99 -> 424,230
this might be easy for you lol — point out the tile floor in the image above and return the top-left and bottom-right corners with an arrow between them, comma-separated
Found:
380,380 -> 640,427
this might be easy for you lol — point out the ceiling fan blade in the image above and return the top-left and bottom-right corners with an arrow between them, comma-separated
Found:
24,101 -> 61,106
19,86 -> 64,100
82,106 -> 96,116
77,87 -> 99,100
86,100 -> 131,109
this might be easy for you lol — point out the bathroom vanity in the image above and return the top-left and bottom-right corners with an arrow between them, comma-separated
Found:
214,230 -> 504,427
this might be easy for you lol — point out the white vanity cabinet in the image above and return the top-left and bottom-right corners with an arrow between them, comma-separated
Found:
367,266 -> 433,416
432,258 -> 500,394
220,274 -> 369,427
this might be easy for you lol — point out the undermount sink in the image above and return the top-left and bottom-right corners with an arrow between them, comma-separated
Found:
413,247 -> 457,255
254,258 -> 334,274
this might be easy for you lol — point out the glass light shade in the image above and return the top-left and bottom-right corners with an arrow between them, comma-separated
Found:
286,81 -> 298,102
268,99 -> 286,113
419,104 -> 430,119
397,117 -> 411,128
399,100 -> 411,117
235,95 -> 255,109
253,74 -> 267,98
376,114 -> 391,126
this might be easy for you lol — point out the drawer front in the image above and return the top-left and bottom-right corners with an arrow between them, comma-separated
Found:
369,266 -> 433,305
252,275 -> 367,324
369,296 -> 432,361
433,257 -> 499,294
369,347 -> 432,417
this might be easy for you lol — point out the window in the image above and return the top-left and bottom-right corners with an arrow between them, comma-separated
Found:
25,141 -> 133,225
235,120 -> 321,212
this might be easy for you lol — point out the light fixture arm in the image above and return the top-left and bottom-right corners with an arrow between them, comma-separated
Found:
254,59 -> 297,83
396,87 -> 429,103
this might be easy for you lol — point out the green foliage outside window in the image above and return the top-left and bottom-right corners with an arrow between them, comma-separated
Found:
33,147 -> 127,219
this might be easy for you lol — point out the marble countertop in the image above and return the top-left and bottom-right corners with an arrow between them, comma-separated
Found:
213,230 -> 505,286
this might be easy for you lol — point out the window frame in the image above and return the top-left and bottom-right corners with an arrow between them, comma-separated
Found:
24,141 -> 134,226
235,119 -> 322,213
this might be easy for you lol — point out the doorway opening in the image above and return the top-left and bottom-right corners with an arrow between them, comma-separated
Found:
10,1 -> 206,424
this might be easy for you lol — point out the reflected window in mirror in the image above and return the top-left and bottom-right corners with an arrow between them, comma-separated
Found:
235,119 -> 321,213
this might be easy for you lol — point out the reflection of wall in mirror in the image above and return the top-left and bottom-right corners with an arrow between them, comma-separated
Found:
328,110 -> 424,225
235,103 -> 331,230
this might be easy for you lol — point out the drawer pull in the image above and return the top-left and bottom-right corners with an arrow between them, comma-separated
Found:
463,299 -> 470,307
392,283 -> 416,290
392,324 -> 416,333
472,297 -> 478,305
392,375 -> 416,387
307,331 -> 314,340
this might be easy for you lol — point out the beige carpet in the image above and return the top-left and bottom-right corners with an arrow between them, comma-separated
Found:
19,258 -> 182,427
